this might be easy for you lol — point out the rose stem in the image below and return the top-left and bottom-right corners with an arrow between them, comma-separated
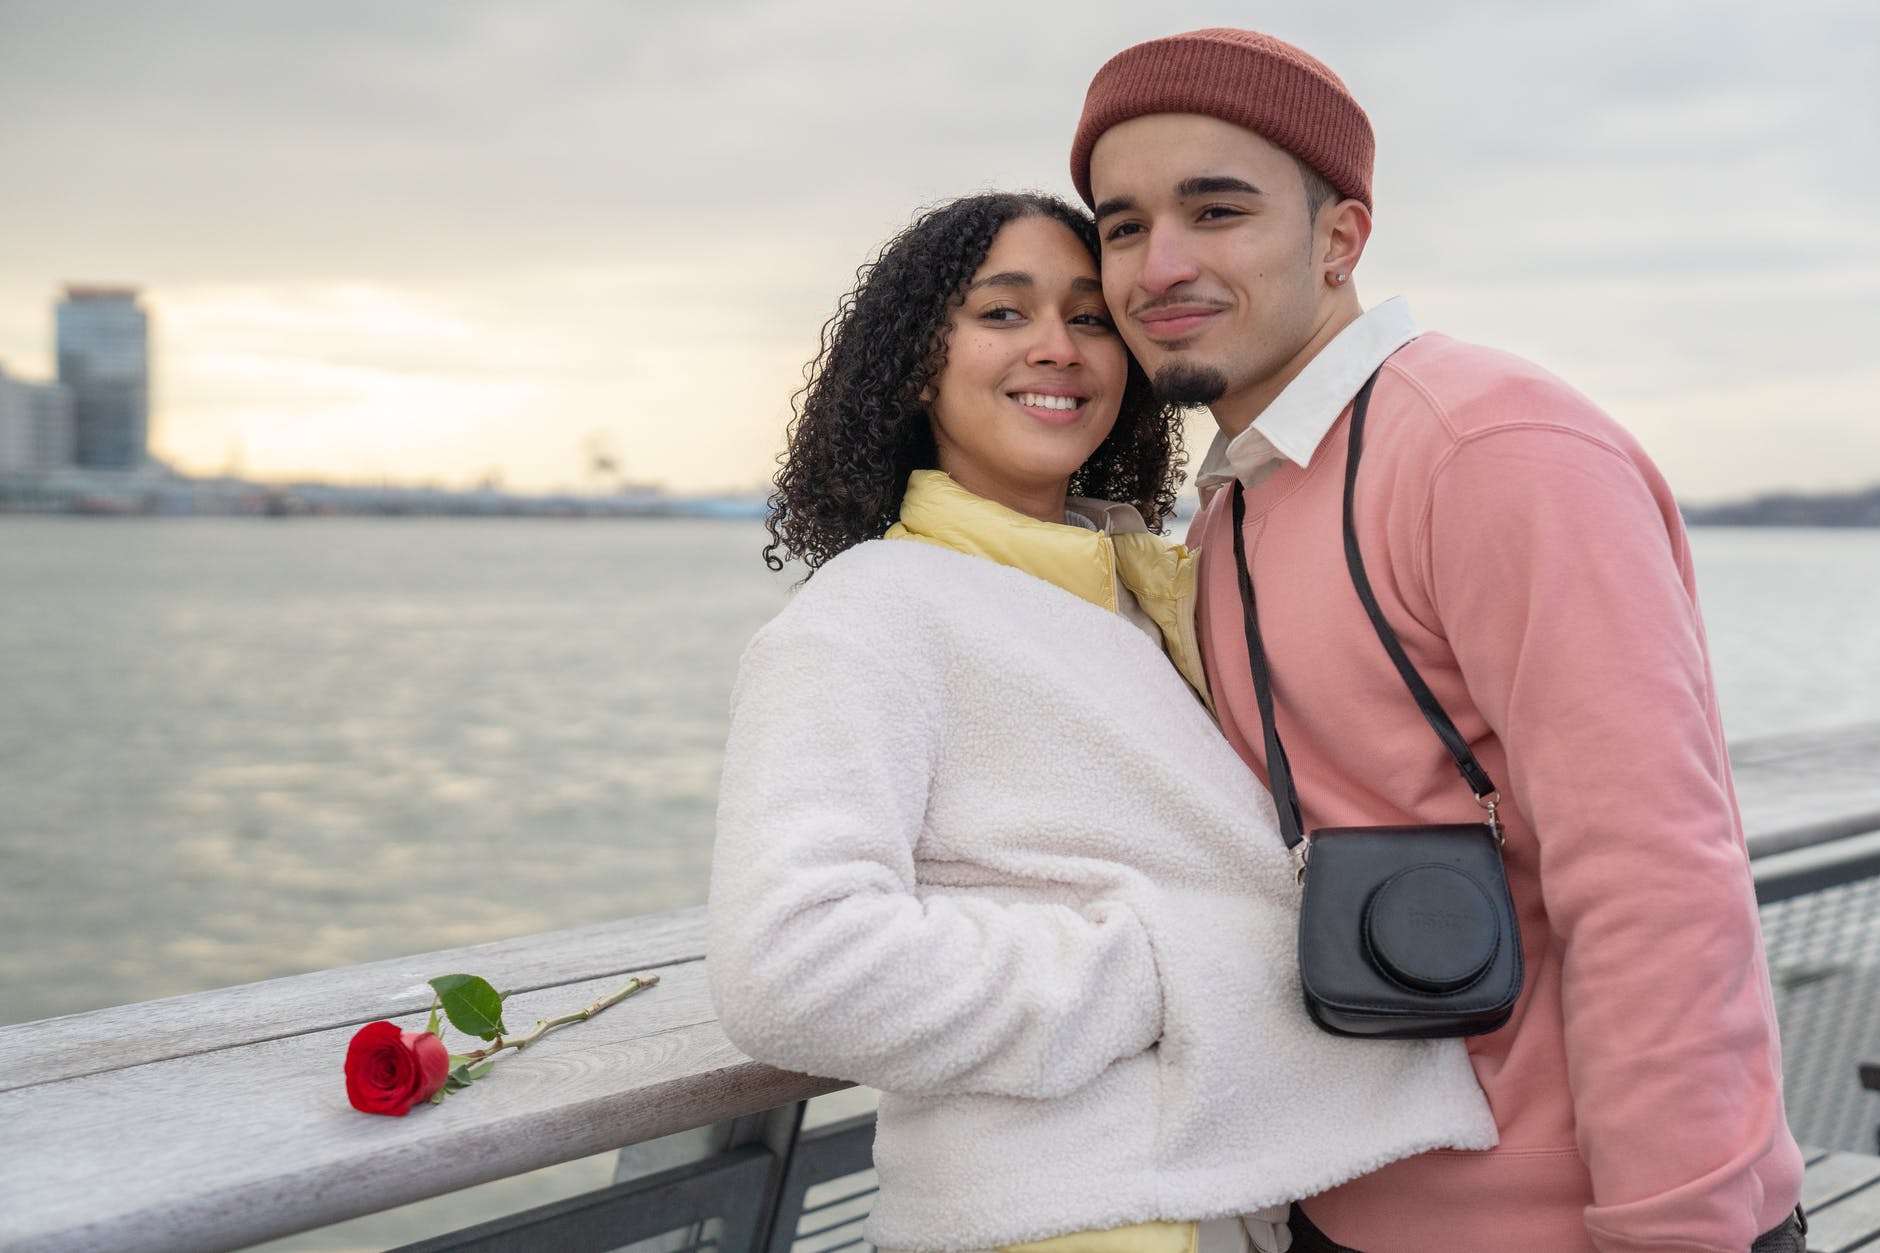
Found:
459,974 -> 660,1063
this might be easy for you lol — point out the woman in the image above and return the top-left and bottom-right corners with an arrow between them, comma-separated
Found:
708,193 -> 1495,1253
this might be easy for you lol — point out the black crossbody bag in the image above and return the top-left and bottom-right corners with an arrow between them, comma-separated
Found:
1230,367 -> 1523,1038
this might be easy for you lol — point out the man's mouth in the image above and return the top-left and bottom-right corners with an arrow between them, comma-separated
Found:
1135,304 -> 1225,342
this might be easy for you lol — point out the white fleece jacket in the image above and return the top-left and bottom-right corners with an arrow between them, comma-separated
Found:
708,540 -> 1497,1252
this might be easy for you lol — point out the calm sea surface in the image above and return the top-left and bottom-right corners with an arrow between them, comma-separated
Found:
2,518 -> 1878,1248
0,517 -> 794,1027
2,519 -> 1879,1026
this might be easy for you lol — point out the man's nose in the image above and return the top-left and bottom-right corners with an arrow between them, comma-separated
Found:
1138,226 -> 1200,294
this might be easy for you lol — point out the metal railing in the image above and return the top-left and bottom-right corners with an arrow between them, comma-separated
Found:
1757,830 -> 1880,1155
382,1109 -> 879,1253
368,825 -> 1880,1253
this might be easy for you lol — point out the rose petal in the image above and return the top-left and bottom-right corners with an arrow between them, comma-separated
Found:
403,1029 -> 452,1104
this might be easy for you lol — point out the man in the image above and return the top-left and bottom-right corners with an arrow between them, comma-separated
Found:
1071,28 -> 1805,1253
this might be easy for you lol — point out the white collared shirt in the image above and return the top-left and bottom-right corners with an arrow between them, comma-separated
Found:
1194,297 -> 1421,493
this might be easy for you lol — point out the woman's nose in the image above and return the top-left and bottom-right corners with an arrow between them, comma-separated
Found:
1027,316 -> 1081,367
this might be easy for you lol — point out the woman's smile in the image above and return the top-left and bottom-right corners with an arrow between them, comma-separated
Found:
1009,387 -> 1090,424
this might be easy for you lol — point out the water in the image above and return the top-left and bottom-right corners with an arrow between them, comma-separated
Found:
3,518 -> 1877,1250
1689,528 -> 1880,739
2,520 -> 1878,1027
0,517 -> 793,1026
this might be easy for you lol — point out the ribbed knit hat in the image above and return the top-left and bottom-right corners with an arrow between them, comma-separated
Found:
1070,28 -> 1374,212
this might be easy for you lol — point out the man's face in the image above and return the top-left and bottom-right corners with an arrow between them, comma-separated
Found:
1090,113 -> 1327,417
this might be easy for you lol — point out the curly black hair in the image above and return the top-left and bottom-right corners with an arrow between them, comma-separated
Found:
763,192 -> 1184,573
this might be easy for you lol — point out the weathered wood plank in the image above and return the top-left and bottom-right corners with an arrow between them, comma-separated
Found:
1733,722 -> 1880,858
1754,827 -> 1880,904
0,958 -> 844,1253
1803,1152 -> 1880,1212
1804,1177 -> 1880,1252
0,907 -> 710,1093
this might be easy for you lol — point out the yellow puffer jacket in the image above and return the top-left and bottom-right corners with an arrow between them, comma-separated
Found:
885,468 -> 1207,1253
886,470 -> 1208,709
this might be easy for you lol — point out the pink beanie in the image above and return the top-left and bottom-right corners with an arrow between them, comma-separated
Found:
1070,28 -> 1374,211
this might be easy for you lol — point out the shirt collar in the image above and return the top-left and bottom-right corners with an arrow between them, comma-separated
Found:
1195,297 -> 1420,491
1064,496 -> 1151,536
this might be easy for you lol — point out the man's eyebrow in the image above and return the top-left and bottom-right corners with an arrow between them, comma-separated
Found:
966,271 -> 1032,292
1176,175 -> 1263,198
1070,276 -> 1102,293
1093,178 -> 1262,222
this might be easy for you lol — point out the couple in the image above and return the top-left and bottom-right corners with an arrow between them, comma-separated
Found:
708,28 -> 1804,1253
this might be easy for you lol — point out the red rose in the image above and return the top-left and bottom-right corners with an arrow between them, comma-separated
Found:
344,1021 -> 451,1116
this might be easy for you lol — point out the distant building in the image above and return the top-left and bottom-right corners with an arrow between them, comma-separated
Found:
56,285 -> 148,469
0,362 -> 76,472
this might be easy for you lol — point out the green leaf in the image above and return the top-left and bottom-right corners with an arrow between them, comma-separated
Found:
466,1060 -> 496,1081
425,995 -> 441,1037
429,974 -> 508,1041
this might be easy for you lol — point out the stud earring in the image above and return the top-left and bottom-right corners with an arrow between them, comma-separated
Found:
1333,271 -> 1348,286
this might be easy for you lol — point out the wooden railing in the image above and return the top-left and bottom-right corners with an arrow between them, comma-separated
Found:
3,722 -> 1878,1253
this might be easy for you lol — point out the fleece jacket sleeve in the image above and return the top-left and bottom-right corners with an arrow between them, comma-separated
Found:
1425,424 -> 1789,1253
707,620 -> 1164,1100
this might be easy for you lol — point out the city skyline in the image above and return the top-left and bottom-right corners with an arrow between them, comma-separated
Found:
1,1 -> 1875,501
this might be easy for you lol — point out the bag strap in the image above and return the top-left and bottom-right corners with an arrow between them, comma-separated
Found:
1231,480 -> 1306,848
1229,366 -> 1502,851
1339,371 -> 1501,806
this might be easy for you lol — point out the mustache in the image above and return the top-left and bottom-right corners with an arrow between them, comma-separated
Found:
1127,294 -> 1232,319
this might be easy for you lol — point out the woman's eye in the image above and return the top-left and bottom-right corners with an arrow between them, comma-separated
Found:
1071,311 -> 1115,329
979,306 -> 1024,322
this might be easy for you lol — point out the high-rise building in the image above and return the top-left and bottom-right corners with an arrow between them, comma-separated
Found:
0,362 -> 76,472
56,285 -> 148,469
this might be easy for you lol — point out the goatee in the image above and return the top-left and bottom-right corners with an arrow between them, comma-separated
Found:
1151,363 -> 1229,408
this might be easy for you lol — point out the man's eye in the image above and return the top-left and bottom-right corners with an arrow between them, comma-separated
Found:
1103,221 -> 1144,243
1198,205 -> 1244,221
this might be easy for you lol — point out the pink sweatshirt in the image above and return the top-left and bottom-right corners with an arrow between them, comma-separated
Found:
1190,332 -> 1803,1252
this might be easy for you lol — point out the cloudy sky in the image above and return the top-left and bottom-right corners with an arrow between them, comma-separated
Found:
1,0 -> 1874,500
